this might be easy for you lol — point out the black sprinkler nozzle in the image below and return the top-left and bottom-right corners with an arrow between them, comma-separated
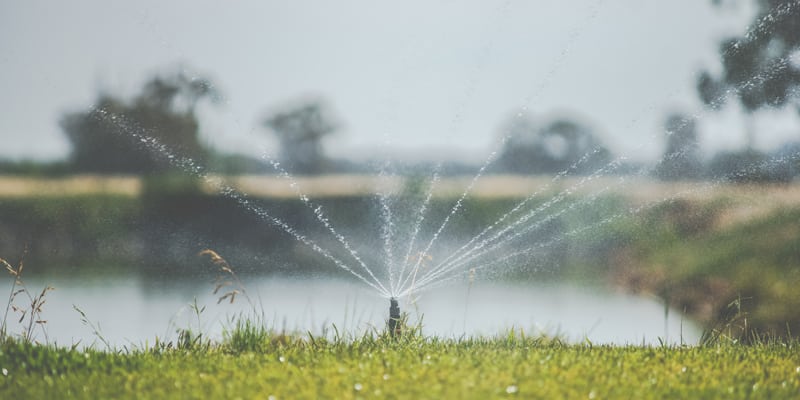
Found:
388,297 -> 401,336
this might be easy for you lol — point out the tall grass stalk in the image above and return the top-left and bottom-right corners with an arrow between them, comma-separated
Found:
1,256 -> 53,343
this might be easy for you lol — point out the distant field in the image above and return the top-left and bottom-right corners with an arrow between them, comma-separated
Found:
1,173 -> 799,199
2,174 -> 798,226
0,175 -> 140,198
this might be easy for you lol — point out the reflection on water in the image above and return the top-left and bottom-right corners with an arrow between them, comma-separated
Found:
0,276 -> 700,347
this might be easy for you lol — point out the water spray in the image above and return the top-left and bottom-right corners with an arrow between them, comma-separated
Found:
388,297 -> 401,336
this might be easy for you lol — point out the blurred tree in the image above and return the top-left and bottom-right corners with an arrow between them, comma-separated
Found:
263,100 -> 338,174
654,113 -> 703,180
708,145 -> 797,182
708,148 -> 768,182
697,0 -> 800,146
61,71 -> 218,173
498,114 -> 611,174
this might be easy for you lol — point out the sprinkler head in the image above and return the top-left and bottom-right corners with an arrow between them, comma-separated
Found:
388,297 -> 401,336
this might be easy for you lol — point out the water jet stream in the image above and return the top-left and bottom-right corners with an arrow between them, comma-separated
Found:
427,149 -> 603,276
396,143 -> 504,295
405,145 -> 800,298
401,186 -> 707,297
416,157 -> 624,289
262,156 -> 391,296
91,109 -> 391,297
414,183 -> 615,292
394,169 -> 441,296
376,163 -> 398,295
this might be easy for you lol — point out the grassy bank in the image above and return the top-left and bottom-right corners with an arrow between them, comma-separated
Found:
604,204 -> 800,340
1,332 -> 799,399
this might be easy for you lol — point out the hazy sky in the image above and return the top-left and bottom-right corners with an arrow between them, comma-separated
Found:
2,0 -> 797,164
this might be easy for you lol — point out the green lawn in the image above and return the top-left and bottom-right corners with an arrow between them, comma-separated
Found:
2,333 -> 799,399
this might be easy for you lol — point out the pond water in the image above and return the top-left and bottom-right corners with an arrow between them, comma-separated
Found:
0,276 -> 700,347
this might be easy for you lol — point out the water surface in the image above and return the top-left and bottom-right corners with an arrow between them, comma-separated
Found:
0,277 -> 700,347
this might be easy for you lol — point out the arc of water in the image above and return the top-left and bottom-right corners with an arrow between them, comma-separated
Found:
262,156 -> 391,295
92,109 -> 391,297
395,143 -> 505,294
411,166 -> 621,293
423,148 -> 603,278
409,144 -> 715,295
414,125 -> 765,293
401,180 -> 704,298
375,162 -> 398,295
215,184 -> 390,297
409,157 -> 623,292
418,182 -> 616,291
408,142 -> 800,297
402,207 -> 623,297
393,168 -> 441,296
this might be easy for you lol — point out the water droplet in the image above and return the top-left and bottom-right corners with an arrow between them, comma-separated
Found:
354,383 -> 363,391
506,385 -> 518,394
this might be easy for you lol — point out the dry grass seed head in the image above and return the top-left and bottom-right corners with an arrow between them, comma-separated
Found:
217,290 -> 239,304
1,258 -> 16,276
199,249 -> 251,306
213,280 -> 233,295
199,249 -> 232,273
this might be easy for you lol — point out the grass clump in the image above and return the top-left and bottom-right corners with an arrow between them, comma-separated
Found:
222,317 -> 278,354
